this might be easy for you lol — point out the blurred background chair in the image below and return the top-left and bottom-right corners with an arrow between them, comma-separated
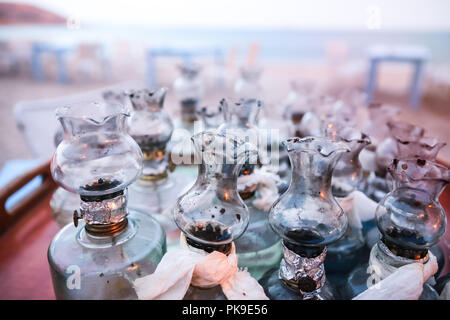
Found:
12,80 -> 139,160
146,46 -> 225,88
2,81 -> 139,212
366,45 -> 430,109
30,41 -> 76,84
69,42 -> 111,82
14,92 -> 99,159
0,41 -> 20,76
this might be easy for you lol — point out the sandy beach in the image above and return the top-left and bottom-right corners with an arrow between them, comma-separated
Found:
0,60 -> 449,167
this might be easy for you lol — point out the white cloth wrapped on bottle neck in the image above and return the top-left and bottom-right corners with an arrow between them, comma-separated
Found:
353,252 -> 438,300
299,111 -> 321,137
237,166 -> 281,212
133,234 -> 269,300
375,137 -> 398,172
338,190 -> 440,300
336,190 -> 378,229
359,148 -> 377,173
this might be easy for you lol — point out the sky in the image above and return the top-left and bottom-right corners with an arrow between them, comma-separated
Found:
5,0 -> 450,31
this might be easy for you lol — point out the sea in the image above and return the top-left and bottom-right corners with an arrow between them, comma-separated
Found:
0,24 -> 449,63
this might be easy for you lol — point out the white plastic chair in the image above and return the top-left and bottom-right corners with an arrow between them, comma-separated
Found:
13,81 -> 142,160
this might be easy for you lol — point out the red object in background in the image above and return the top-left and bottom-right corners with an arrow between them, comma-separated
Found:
0,3 -> 66,25
438,185 -> 450,277
0,193 -> 58,299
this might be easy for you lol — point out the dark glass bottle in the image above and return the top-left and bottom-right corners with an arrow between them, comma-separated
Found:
173,132 -> 257,299
260,137 -> 350,300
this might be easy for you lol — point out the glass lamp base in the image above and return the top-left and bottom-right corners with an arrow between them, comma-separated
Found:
184,285 -> 227,300
343,263 -> 440,300
325,227 -> 366,274
48,209 -> 166,300
365,226 -> 381,249
259,268 -> 335,300
50,187 -> 81,227
236,241 -> 282,281
341,263 -> 371,299
128,167 -> 196,250
173,118 -> 195,134
343,241 -> 442,300
362,173 -> 389,203
235,203 -> 282,280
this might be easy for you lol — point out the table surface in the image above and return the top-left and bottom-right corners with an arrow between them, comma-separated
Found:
0,192 -> 58,299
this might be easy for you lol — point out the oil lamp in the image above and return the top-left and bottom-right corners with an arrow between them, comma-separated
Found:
366,124 -> 445,248
126,87 -> 195,250
173,131 -> 256,299
322,126 -> 372,276
50,89 -> 131,227
196,104 -> 224,130
260,137 -> 350,299
173,63 -> 204,126
281,80 -> 314,121
234,65 -> 263,100
344,158 -> 448,300
217,98 -> 283,279
48,101 -> 166,299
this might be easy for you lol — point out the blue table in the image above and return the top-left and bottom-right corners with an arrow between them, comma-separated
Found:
146,46 -> 225,88
31,43 -> 75,84
365,45 -> 430,109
